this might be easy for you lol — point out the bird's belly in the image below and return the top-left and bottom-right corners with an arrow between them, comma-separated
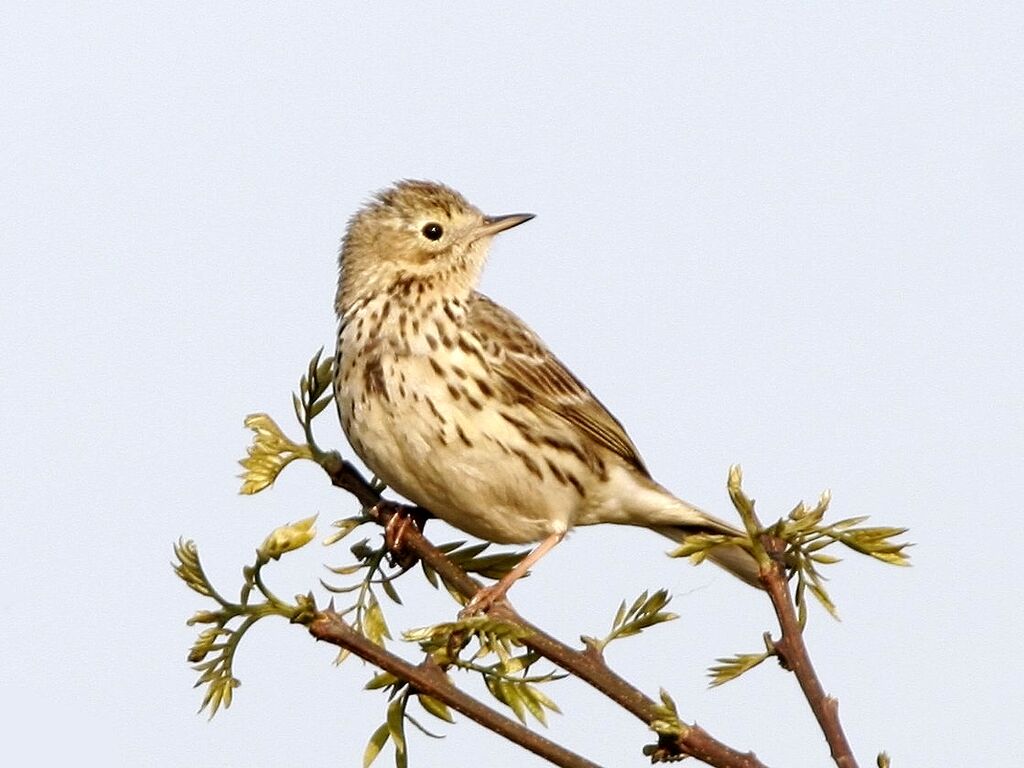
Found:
339,353 -> 576,544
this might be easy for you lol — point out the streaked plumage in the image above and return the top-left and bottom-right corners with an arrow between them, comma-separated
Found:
334,180 -> 759,610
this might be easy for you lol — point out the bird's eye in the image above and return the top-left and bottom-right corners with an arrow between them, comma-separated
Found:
421,222 -> 444,241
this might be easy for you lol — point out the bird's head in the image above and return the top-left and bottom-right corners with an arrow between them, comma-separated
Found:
337,180 -> 532,313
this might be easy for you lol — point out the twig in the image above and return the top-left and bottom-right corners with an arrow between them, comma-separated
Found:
309,610 -> 600,768
759,535 -> 858,768
319,450 -> 382,508
316,454 -> 767,768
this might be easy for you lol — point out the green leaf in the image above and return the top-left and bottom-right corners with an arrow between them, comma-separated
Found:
810,552 -> 842,565
366,672 -> 399,690
418,694 -> 455,723
829,515 -> 870,530
324,517 -> 366,546
364,593 -> 392,645
436,540 -> 467,554
326,562 -> 367,576
309,394 -> 334,419
420,562 -> 439,589
363,722 -> 390,768
519,681 -> 560,726
237,413 -> 313,494
649,688 -> 685,736
380,577 -> 403,605
808,582 -> 840,620
198,674 -> 239,718
612,599 -> 627,629
496,679 -> 527,724
708,651 -> 770,687
447,541 -> 490,562
403,616 -> 529,653
518,683 -> 548,725
459,551 -> 530,579
659,688 -> 678,716
173,539 -> 215,599
668,533 -> 729,560
600,589 -> 678,648
386,697 -> 407,766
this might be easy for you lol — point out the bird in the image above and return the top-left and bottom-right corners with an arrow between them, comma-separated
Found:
333,180 -> 760,612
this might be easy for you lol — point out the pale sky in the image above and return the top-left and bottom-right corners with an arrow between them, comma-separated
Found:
3,3 -> 1022,767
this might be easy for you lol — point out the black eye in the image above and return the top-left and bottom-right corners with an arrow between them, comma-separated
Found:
421,222 -> 444,241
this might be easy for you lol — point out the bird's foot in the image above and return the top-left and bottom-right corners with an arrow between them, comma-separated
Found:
459,583 -> 511,618
377,503 -> 429,569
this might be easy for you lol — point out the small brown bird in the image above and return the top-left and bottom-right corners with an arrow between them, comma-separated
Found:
334,180 -> 759,612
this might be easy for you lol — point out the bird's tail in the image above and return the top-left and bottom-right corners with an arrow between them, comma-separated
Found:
653,519 -> 764,590
621,479 -> 764,589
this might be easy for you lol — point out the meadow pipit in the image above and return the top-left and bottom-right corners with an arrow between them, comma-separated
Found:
334,180 -> 759,612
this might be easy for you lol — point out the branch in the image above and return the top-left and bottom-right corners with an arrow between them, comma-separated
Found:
721,465 -> 905,767
319,450 -> 383,508
229,361 -> 903,766
309,610 -> 599,768
317,454 -> 767,768
759,535 -> 857,768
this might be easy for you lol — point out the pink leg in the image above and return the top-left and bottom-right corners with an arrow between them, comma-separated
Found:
461,531 -> 566,616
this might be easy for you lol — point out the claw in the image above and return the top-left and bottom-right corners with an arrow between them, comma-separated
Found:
459,584 -> 510,618
380,504 -> 429,569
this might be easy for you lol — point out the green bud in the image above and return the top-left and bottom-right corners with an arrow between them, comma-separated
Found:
258,515 -> 317,561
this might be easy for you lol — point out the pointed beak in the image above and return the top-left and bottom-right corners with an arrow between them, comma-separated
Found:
475,212 -> 535,239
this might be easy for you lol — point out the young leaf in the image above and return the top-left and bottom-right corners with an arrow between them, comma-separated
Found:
386,696 -> 408,768
418,694 -> 455,724
362,722 -> 390,768
708,651 -> 770,687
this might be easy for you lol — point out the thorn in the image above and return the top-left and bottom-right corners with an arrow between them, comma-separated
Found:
580,635 -> 604,660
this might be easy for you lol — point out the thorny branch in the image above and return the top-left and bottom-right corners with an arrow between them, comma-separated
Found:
212,353 -> 907,766
314,448 -> 767,768
309,610 -> 600,768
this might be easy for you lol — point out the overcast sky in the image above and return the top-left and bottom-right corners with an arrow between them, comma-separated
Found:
3,3 -> 1022,767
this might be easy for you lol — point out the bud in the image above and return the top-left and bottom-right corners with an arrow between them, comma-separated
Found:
258,515 -> 318,561
189,627 -> 228,663
187,610 -> 221,626
238,413 -> 312,495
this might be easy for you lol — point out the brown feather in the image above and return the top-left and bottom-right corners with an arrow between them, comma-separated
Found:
468,295 -> 649,475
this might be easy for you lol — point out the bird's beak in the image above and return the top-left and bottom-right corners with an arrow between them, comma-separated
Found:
475,213 -> 535,239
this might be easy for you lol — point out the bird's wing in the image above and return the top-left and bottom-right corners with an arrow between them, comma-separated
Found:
468,294 -> 649,475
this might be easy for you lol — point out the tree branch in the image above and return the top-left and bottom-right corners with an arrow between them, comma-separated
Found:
319,450 -> 383,508
309,610 -> 600,768
316,452 -> 767,768
759,536 -> 858,768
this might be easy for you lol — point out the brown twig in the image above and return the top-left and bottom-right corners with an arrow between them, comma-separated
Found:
319,450 -> 382,507
309,610 -> 600,768
316,451 -> 767,768
759,536 -> 858,768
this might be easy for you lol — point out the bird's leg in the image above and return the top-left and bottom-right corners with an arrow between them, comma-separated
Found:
460,530 -> 565,617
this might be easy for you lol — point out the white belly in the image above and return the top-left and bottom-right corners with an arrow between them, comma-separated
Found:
337,348 -> 576,544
